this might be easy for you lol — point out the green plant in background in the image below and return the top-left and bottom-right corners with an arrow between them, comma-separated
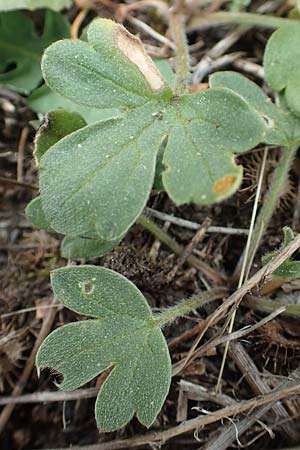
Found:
210,23 -> 300,270
26,18 -> 267,259
264,24 -> 300,118
0,0 -> 71,11
26,18 -> 300,261
0,10 -> 69,93
17,10 -> 300,434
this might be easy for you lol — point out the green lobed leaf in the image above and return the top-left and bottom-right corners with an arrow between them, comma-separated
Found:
27,84 -> 120,125
61,235 -> 122,259
0,0 -> 71,11
34,109 -> 87,164
36,265 -> 171,432
264,24 -> 300,117
38,19 -> 266,241
0,10 -> 69,93
209,71 -> 300,147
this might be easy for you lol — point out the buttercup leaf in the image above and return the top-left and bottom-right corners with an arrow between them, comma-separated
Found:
0,10 -> 69,93
28,110 -> 126,259
36,266 -> 171,432
38,18 -> 266,241
264,24 -> 300,117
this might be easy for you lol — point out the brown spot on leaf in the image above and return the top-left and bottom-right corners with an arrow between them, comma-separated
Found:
80,280 -> 95,295
214,175 -> 237,194
115,27 -> 167,92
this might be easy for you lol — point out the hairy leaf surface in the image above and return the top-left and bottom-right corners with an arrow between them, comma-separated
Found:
27,59 -> 170,124
0,10 -> 69,92
36,266 -> 171,431
162,88 -> 265,204
210,71 -> 300,146
42,19 -> 172,109
25,196 -> 121,259
40,102 -> 166,239
38,18 -> 266,241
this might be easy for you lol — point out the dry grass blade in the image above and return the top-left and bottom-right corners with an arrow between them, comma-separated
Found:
0,177 -> 38,190
178,380 -> 236,407
213,233 -> 300,323
0,387 -> 99,406
145,207 -> 249,235
216,148 -> 268,391
29,380 -> 300,450
202,366 -> 300,450
228,342 -> 300,443
171,232 -> 300,375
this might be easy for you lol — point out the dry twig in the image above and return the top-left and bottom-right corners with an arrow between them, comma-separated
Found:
203,367 -> 300,450
30,382 -> 300,450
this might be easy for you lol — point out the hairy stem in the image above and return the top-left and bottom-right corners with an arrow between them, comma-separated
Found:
137,214 -> 226,284
188,12 -> 298,31
235,144 -> 298,279
169,4 -> 190,94
154,288 -> 226,327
